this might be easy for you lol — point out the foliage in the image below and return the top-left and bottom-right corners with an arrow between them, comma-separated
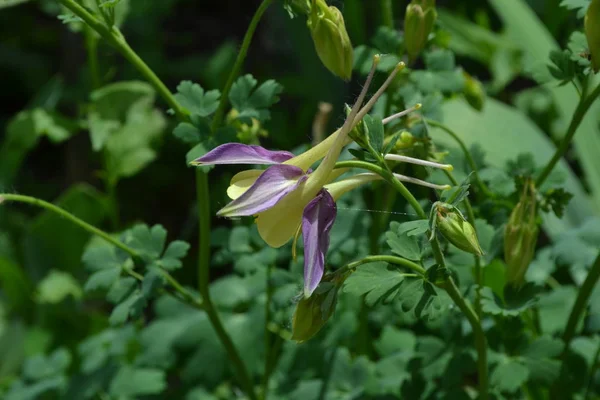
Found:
1,0 -> 600,399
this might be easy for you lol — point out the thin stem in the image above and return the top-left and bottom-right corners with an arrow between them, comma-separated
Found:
261,264 -> 274,400
380,0 -> 394,29
536,83 -> 600,187
425,119 -> 494,198
344,254 -> 427,275
58,0 -> 188,121
0,194 -> 136,257
54,4 -> 257,398
196,171 -> 211,293
443,278 -> 489,400
584,341 -> 600,400
0,194 -> 205,311
84,26 -> 101,89
210,0 -> 275,132
563,253 -> 600,347
445,171 -> 482,318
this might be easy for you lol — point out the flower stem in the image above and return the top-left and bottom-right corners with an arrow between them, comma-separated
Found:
443,277 -> 489,400
58,0 -> 188,121
0,194 -> 135,256
425,119 -> 494,198
54,4 -> 257,398
536,82 -> 600,187
345,160 -> 490,398
210,0 -> 275,132
380,0 -> 394,29
445,171 -> 483,318
0,194 -> 204,310
84,25 -> 101,90
563,252 -> 600,347
196,171 -> 211,293
344,254 -> 426,275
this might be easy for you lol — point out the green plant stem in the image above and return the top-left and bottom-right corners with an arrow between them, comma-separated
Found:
443,277 -> 489,400
0,193 -> 204,310
584,341 -> 600,400
261,264 -> 274,400
210,0 -> 274,132
1,194 -> 135,256
344,255 -> 426,275
380,0 -> 394,29
536,82 -> 600,187
58,0 -> 188,121
196,171 -> 211,293
563,253 -> 600,347
425,119 -> 494,198
84,26 -> 101,89
445,171 -> 483,318
55,4 -> 258,397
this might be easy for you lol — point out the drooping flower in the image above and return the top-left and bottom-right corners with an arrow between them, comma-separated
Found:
192,56 -> 451,296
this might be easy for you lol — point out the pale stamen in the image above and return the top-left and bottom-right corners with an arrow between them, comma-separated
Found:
382,103 -> 422,125
393,173 -> 451,191
384,154 -> 453,171
353,61 -> 406,124
353,172 -> 450,191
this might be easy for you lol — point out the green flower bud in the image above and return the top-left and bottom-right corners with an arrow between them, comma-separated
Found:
291,272 -> 346,342
435,203 -> 483,256
504,180 -> 538,287
307,0 -> 354,80
463,72 -> 485,112
585,0 -> 600,72
404,0 -> 437,63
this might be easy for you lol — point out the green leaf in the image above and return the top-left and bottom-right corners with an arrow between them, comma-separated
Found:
385,221 -> 422,261
537,286 -> 578,334
396,220 -> 429,237
363,114 -> 384,153
424,49 -> 456,71
174,81 -> 220,117
124,224 -> 167,261
480,283 -> 539,316
109,366 -> 166,397
105,277 -> 137,304
23,348 -> 71,381
229,74 -> 283,122
158,240 -> 190,271
560,0 -> 592,18
491,359 -> 529,393
109,290 -> 145,325
520,336 -> 563,384
547,50 -> 576,83
343,262 -> 408,306
173,120 -> 210,144
374,326 -> 416,356
36,270 -> 82,304
568,31 -> 592,67
479,168 -> 515,197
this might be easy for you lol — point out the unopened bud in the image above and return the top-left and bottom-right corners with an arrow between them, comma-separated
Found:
463,72 -> 485,112
436,203 -> 483,256
585,0 -> 600,72
291,273 -> 345,342
307,0 -> 354,80
504,180 -> 538,287
404,0 -> 437,63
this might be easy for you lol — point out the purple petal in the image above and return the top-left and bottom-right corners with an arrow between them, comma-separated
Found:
302,189 -> 336,297
217,164 -> 307,217
192,143 -> 295,165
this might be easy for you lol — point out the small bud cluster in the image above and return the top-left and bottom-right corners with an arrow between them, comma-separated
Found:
431,202 -> 483,256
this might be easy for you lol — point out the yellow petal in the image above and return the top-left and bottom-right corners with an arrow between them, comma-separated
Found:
227,169 -> 263,200
284,128 -> 342,171
256,184 -> 317,248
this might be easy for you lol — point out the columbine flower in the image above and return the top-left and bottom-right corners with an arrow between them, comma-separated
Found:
192,56 -> 451,297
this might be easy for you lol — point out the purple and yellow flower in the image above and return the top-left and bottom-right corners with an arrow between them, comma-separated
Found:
192,56 -> 451,297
